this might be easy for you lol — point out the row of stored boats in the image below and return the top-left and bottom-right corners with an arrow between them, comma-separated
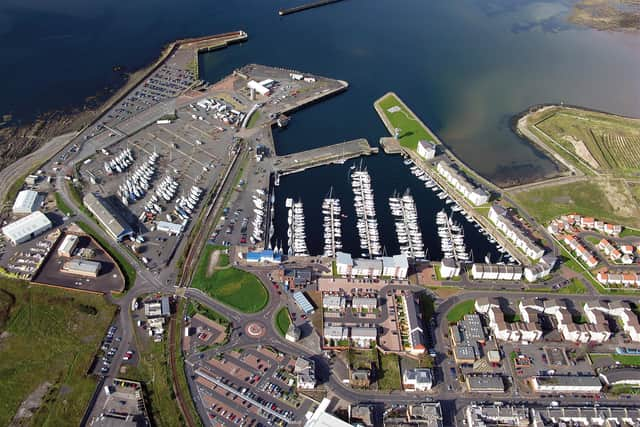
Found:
287,198 -> 309,257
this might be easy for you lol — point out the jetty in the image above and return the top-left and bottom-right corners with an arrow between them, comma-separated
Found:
274,138 -> 377,176
279,0 -> 346,16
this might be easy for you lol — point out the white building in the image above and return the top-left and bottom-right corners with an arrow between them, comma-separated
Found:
285,324 -> 300,342
530,376 -> 602,394
324,325 -> 348,342
2,211 -> 52,245
417,140 -> 436,160
402,292 -> 427,354
402,368 -> 433,391
489,204 -> 544,260
304,398 -> 352,427
156,221 -> 183,235
352,258 -> 383,277
12,190 -> 41,215
350,327 -> 377,348
247,80 -> 270,96
335,252 -> 353,276
322,294 -> 346,311
436,161 -> 489,206
62,259 -> 101,277
57,234 -> 79,257
382,254 -> 409,279
471,264 -> 522,281
294,357 -> 316,390
440,258 -> 460,279
524,256 -> 556,282
351,297 -> 377,311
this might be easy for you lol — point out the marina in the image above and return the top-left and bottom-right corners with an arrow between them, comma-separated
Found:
286,198 -> 309,257
388,190 -> 425,260
351,166 -> 382,258
436,209 -> 470,264
322,190 -> 342,257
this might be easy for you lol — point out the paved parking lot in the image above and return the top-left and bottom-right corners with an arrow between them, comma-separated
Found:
188,346 -> 314,426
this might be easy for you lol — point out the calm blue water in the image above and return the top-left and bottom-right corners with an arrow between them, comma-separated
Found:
2,0 -> 640,256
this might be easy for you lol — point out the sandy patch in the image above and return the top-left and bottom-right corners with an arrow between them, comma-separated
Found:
602,179 -> 639,219
562,135 -> 600,169
10,382 -> 52,426
206,250 -> 220,277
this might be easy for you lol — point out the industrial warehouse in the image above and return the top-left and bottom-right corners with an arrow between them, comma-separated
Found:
83,193 -> 134,242
12,190 -> 42,215
2,211 -> 52,245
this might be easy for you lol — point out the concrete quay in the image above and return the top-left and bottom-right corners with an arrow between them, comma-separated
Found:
273,138 -> 377,176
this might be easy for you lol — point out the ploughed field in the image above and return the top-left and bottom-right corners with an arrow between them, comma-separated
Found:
530,106 -> 640,174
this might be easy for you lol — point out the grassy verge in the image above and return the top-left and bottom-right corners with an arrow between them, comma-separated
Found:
620,228 -> 640,238
557,278 -> 587,294
0,278 -> 115,426
76,221 -> 136,291
418,292 -> 435,323
446,299 -> 476,323
54,193 -> 73,216
377,351 -> 401,390
612,354 -> 640,366
191,245 -> 268,313
246,111 -> 261,129
175,299 -> 205,427
5,165 -> 40,204
123,336 -> 185,426
275,307 -> 291,336
187,300 -> 230,327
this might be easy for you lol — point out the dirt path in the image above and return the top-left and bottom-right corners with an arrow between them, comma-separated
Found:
563,135 -> 600,169
206,250 -> 220,277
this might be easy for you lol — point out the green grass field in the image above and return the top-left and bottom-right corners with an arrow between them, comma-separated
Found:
275,307 -> 291,336
446,299 -> 476,323
0,279 -> 115,426
512,180 -> 640,228
191,245 -> 268,313
377,351 -> 401,390
76,221 -> 135,291
376,93 -> 438,151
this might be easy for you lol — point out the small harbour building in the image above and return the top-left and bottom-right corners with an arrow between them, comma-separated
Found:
417,140 -> 436,160
12,190 -> 41,215
2,211 -> 52,245
57,234 -> 79,257
83,193 -> 133,242
61,259 -> 101,277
